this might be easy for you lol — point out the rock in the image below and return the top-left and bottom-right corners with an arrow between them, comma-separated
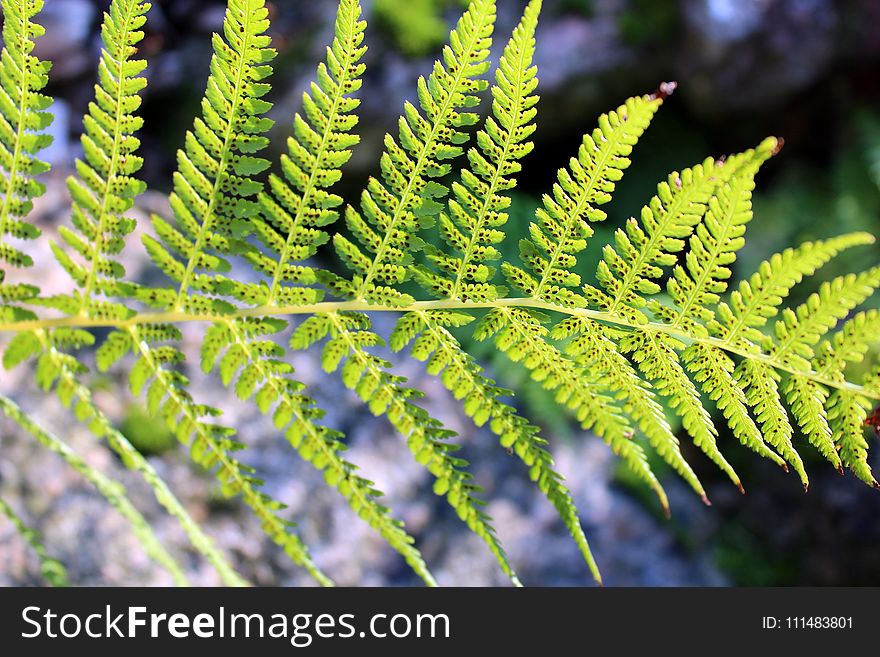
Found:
32,0 -> 96,80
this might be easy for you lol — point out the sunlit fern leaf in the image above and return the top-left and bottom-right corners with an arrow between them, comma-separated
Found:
554,316 -> 708,503
324,0 -> 498,307
413,0 -> 541,304
202,316 -> 436,587
503,90 -> 667,307
711,234 -> 875,350
0,392 -> 187,585
0,493 -> 67,586
390,306 -> 602,583
1,0 -> 879,587
474,306 -> 669,513
0,0 -> 52,310
387,0 -> 601,581
254,0 -> 367,309
58,0 -> 150,314
195,1 -> 438,586
585,154 -> 752,324
99,322 -> 331,585
141,0 -> 276,313
827,390 -> 877,487
295,310 -> 514,585
622,328 -> 742,491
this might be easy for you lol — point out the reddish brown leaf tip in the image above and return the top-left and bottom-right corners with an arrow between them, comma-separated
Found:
781,462 -> 790,473
736,482 -> 746,495
662,505 -> 672,520
837,465 -> 845,476
771,137 -> 785,156
652,81 -> 677,101
701,495 -> 712,507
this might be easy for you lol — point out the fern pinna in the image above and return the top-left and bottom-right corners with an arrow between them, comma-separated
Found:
0,0 -> 878,587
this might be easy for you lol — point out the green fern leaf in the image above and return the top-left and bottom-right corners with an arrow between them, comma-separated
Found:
328,0 -> 497,306
414,0 -> 541,303
60,0 -> 150,309
504,91 -> 665,307
0,0 -> 52,288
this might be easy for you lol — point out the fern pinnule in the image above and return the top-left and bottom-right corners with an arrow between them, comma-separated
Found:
503,91 -> 665,307
255,0 -> 367,309
326,0 -> 497,307
624,329 -> 743,491
0,0 -> 52,304
141,0 -> 276,313
56,0 -> 150,314
414,0 -> 541,303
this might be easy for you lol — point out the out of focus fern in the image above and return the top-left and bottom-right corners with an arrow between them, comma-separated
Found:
0,0 -> 878,587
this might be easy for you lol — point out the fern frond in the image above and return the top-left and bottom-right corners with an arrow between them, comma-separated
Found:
142,0 -> 276,311
503,91 -> 665,307
0,392 -> 188,585
0,494 -> 67,586
0,0 -> 52,279
414,0 -> 541,303
475,306 -> 668,512
13,332 -> 248,585
305,311 -> 513,585
59,0 -> 150,311
327,0 -> 497,306
100,324 -> 332,586
203,316 -> 435,587
254,0 -> 367,308
390,307 -> 601,584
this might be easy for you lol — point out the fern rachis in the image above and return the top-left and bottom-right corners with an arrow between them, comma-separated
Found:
0,0 -> 878,587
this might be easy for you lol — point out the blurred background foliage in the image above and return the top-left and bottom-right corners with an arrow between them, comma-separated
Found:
3,0 -> 879,586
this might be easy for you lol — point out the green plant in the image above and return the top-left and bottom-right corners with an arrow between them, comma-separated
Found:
1,0 -> 878,587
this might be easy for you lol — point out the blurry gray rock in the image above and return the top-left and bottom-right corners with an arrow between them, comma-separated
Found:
32,0 -> 96,80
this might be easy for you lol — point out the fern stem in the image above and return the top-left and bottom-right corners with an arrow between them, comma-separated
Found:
3,298 -> 877,400
0,392 -> 189,585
